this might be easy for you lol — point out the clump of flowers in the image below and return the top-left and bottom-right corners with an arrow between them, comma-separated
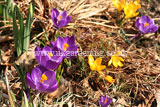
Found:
51,8 -> 72,29
108,52 -> 124,68
88,55 -> 115,84
131,16 -> 158,40
26,34 -> 78,93
25,65 -> 58,93
99,95 -> 112,107
112,0 -> 141,19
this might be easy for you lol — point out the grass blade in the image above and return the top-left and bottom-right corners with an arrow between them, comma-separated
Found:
16,6 -> 24,53
23,91 -> 29,107
13,6 -> 22,56
23,2 -> 35,52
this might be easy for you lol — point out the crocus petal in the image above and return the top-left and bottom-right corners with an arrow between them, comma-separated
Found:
51,8 -> 59,19
66,16 -> 72,24
97,65 -> 106,71
52,46 -> 64,60
90,65 -> 96,71
66,45 -> 78,52
99,96 -> 105,107
88,55 -> 94,66
46,81 -> 58,93
65,46 -> 78,59
95,58 -> 102,65
107,97 -> 113,105
108,59 -> 112,66
118,57 -> 124,61
42,46 -> 52,57
36,82 -> 49,93
58,20 -> 67,28
43,71 -> 56,85
40,46 -> 50,66
134,12 -> 139,17
46,60 -> 60,70
66,36 -> 75,46
35,46 -> 41,64
113,59 -> 118,68
51,41 -> 55,47
56,36 -> 65,50
59,11 -> 67,20
105,75 -> 115,84
118,61 -> 123,67
31,66 -> 42,84
136,18 -> 140,28
38,65 -> 48,74
139,25 -> 146,33
139,16 -> 148,24
52,18 -> 58,28
64,36 -> 69,42
25,73 -> 36,89
148,25 -> 158,33
148,19 -> 155,25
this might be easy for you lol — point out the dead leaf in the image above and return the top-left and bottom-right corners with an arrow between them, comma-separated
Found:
116,98 -> 129,107
138,93 -> 154,107
83,77 -> 89,88
15,44 -> 37,72
155,89 -> 160,107
0,36 -> 13,43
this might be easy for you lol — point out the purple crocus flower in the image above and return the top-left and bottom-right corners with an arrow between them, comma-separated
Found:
99,95 -> 112,107
131,16 -> 158,40
35,46 -> 63,70
136,16 -> 158,34
51,36 -> 78,59
51,8 -> 72,29
25,65 -> 58,93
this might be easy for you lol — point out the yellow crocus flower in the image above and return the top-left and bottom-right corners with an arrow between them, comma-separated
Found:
124,0 -> 141,19
108,52 -> 124,68
88,54 -> 106,71
112,0 -> 125,12
105,75 -> 115,84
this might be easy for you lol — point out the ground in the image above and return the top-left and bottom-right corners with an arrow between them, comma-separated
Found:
0,0 -> 160,107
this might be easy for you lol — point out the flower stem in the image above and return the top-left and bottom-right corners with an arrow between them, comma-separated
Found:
51,29 -> 57,41
117,14 -> 125,26
130,32 -> 141,41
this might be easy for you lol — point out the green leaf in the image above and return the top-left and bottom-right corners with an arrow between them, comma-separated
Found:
12,2 -> 34,56
6,0 -> 11,10
64,58 -> 71,67
16,6 -> 24,53
11,91 -> 16,102
23,91 -> 29,107
23,3 -> 35,52
120,29 -> 131,45
13,6 -> 22,56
